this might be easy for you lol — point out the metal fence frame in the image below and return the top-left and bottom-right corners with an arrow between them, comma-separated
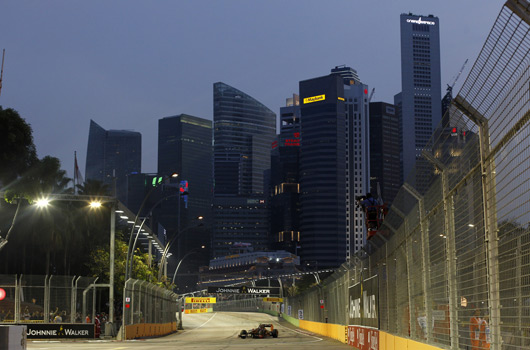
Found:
0,274 -> 98,324
122,278 -> 177,327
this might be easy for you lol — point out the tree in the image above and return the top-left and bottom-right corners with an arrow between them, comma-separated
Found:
0,107 -> 39,252
86,231 -> 164,297
3,155 -> 74,272
0,107 -> 38,186
76,179 -> 110,196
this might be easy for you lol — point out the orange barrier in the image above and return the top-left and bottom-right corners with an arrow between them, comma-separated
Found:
298,319 -> 348,343
379,331 -> 443,350
125,321 -> 177,339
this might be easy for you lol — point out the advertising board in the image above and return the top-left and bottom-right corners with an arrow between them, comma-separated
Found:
347,326 -> 379,350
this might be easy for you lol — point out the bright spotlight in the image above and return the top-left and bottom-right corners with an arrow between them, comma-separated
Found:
35,198 -> 50,208
89,201 -> 102,209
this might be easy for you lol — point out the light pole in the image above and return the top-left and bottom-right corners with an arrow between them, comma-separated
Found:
126,192 -> 181,279
171,246 -> 206,288
124,173 -> 178,282
158,217 -> 204,281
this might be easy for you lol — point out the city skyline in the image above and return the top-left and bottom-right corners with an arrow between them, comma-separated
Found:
0,1 -> 502,179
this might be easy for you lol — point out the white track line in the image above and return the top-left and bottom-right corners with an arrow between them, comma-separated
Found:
185,312 -> 218,332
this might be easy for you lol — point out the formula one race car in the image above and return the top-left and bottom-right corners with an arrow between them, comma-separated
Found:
238,323 -> 278,339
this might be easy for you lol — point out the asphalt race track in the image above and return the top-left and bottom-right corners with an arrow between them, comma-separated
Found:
27,312 -> 352,349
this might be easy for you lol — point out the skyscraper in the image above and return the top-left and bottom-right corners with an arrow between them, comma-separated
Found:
157,114 -> 213,270
396,13 -> 442,183
369,102 -> 402,205
85,119 -> 141,201
299,74 -> 347,268
270,94 -> 301,253
212,82 -> 276,257
330,66 -> 371,258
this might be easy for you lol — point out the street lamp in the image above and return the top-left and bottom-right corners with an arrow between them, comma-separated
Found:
35,198 -> 50,208
158,217 -> 204,281
124,173 -> 178,281
126,192 -> 181,279
171,245 -> 206,286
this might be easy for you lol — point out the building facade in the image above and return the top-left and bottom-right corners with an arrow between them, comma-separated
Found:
330,66 -> 371,258
157,114 -> 213,286
397,13 -> 442,185
270,94 -> 301,254
85,119 -> 141,201
369,102 -> 403,205
212,82 -> 276,257
299,74 -> 347,268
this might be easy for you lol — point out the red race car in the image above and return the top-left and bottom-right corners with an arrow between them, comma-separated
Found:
239,323 -> 278,339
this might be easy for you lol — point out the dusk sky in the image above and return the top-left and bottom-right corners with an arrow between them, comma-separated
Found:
0,1 -> 503,179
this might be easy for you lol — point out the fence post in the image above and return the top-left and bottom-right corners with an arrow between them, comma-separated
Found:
479,123 -> 501,350
444,179 -> 459,350
454,96 -> 501,349
422,151 -> 459,348
405,237 -> 416,339
45,275 -> 52,322
15,275 -> 20,323
402,184 -> 433,343
71,276 -> 80,323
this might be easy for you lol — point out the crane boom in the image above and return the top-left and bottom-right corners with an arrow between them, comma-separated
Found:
449,58 -> 468,90
0,49 -> 4,97
368,88 -> 375,102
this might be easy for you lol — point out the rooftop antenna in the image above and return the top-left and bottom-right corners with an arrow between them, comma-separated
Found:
0,49 -> 5,97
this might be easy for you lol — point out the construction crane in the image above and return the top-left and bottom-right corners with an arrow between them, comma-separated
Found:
368,88 -> 375,102
447,59 -> 468,94
0,49 -> 4,97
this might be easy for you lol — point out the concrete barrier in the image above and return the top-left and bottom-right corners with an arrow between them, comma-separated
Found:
281,317 -> 445,350
299,319 -> 347,343
0,325 -> 27,349
124,321 -> 177,340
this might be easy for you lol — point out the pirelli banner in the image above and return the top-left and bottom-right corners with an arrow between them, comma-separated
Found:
348,275 -> 379,328
185,297 -> 216,304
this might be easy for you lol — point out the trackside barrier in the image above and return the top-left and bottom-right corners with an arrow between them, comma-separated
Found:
281,313 -> 299,327
379,331 -> 443,350
0,325 -> 27,350
124,322 -> 176,340
121,278 -> 178,340
184,308 -> 213,314
299,319 -> 347,344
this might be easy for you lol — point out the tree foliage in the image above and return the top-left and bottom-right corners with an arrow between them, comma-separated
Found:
85,231 -> 173,296
76,179 -> 110,196
0,107 -> 38,187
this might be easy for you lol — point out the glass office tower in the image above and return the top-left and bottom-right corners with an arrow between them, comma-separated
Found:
397,13 -> 441,184
299,74 -> 347,268
212,82 -> 276,257
85,119 -> 141,201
